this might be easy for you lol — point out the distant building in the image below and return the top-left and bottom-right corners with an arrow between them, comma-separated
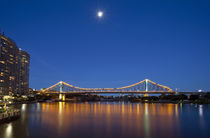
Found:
0,32 -> 30,95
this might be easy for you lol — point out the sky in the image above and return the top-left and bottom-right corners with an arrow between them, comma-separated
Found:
0,0 -> 210,91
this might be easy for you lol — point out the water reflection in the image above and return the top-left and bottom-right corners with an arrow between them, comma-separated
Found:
0,102 -> 210,138
39,102 -> 180,138
21,104 -> 26,112
199,105 -> 203,117
144,104 -> 150,138
5,124 -> 12,138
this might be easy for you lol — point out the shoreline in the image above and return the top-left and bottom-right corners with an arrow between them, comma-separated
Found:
14,99 -> 210,105
0,109 -> 21,124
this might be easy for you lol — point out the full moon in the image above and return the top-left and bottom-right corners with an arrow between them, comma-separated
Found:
97,11 -> 103,18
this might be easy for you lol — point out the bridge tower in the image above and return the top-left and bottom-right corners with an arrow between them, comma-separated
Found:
59,81 -> 65,101
144,79 -> 149,97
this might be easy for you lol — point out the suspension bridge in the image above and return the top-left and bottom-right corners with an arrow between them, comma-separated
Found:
42,79 -> 174,100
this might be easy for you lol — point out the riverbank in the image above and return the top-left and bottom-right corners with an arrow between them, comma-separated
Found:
61,93 -> 210,104
2,92 -> 210,106
0,109 -> 20,123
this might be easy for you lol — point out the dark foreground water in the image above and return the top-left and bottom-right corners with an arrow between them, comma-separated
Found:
0,102 -> 210,138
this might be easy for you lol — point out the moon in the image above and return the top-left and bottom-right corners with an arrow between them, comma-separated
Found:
97,11 -> 103,18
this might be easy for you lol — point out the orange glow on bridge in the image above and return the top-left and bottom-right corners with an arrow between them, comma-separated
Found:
42,79 -> 173,94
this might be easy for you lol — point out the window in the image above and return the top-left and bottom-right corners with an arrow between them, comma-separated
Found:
0,72 -> 4,76
9,76 -> 15,80
0,61 -> 5,64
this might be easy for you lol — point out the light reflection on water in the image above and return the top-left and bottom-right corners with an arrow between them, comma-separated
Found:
5,123 -> 12,138
1,102 -> 210,138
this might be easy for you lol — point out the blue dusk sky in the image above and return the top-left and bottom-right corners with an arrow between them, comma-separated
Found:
0,0 -> 210,91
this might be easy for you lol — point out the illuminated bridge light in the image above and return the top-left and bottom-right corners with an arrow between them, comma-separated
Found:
42,79 -> 173,94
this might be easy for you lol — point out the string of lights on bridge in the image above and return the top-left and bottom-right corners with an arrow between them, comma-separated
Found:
42,79 -> 173,93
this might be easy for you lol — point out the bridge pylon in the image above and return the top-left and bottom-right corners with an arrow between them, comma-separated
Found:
59,81 -> 65,101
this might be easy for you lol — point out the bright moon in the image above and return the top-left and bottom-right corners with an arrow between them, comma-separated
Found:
97,11 -> 103,18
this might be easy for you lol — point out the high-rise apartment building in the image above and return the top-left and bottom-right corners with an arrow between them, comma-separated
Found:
0,32 -> 30,95
19,50 -> 30,95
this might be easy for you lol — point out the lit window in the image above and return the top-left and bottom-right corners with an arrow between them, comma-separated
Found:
0,61 -> 5,64
9,76 -> 15,80
0,72 -> 4,76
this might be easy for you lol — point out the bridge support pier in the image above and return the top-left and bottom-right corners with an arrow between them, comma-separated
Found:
59,94 -> 66,101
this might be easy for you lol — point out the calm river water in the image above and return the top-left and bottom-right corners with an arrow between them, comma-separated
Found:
0,102 -> 210,138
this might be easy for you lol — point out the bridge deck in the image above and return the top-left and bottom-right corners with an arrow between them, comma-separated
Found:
44,91 -> 175,94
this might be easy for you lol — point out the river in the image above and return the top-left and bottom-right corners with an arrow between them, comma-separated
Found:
0,102 -> 210,138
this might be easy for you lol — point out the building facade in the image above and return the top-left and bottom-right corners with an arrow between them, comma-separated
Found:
19,50 -> 30,95
0,32 -> 30,95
